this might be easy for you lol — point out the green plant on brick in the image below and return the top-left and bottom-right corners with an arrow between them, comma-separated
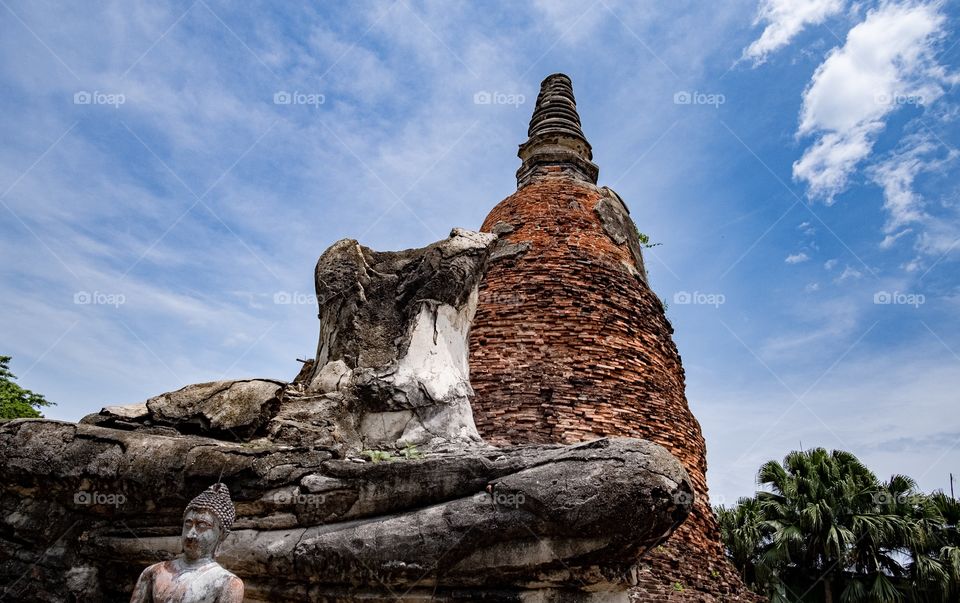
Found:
634,226 -> 661,249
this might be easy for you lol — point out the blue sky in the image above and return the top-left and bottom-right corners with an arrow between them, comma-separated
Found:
2,0 -> 958,504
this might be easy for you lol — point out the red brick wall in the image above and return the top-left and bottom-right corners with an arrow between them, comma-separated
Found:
469,175 -> 762,601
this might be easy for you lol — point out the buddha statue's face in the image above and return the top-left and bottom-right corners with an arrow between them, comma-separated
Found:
181,508 -> 222,562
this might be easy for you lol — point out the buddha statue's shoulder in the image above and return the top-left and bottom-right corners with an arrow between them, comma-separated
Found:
206,563 -> 244,602
205,561 -> 239,581
139,559 -> 175,578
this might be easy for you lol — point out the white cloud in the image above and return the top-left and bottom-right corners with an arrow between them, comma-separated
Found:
916,214 -> 960,256
880,229 -> 913,249
793,127 -> 878,201
836,265 -> 863,282
871,137 -> 938,230
824,258 -> 839,270
742,0 -> 845,65
805,282 -> 821,292
903,257 -> 924,272
786,252 -> 811,264
793,2 -> 954,201
869,133 -> 959,251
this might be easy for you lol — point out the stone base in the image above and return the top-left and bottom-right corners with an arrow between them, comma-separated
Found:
0,421 -> 693,602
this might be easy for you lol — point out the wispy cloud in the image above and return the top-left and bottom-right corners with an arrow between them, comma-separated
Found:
869,132 -> 959,257
835,265 -> 863,282
741,0 -> 845,65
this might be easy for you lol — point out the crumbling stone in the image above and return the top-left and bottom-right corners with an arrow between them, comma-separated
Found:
306,227 -> 498,451
81,379 -> 284,440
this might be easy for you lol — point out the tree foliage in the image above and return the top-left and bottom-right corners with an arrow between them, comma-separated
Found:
717,448 -> 959,602
0,355 -> 54,419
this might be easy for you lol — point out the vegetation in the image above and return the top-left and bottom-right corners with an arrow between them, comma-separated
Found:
717,448 -> 960,602
634,227 -> 661,249
0,355 -> 54,420
362,444 -> 424,463
362,450 -> 394,463
401,443 -> 423,460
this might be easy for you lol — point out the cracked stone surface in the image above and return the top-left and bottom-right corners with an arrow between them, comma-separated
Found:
82,379 -> 285,440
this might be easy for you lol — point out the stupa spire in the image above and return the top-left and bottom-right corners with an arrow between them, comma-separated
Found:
516,73 -> 599,188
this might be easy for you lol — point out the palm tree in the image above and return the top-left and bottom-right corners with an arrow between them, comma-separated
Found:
716,496 -> 790,601
904,491 -> 960,601
756,448 -> 897,603
840,474 -> 919,602
717,450 -> 960,602
716,497 -> 765,585
930,492 -> 960,597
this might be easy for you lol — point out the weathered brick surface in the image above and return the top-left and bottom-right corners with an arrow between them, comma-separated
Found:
469,172 -> 763,601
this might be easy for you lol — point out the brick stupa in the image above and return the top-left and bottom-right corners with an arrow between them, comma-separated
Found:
469,74 -> 761,602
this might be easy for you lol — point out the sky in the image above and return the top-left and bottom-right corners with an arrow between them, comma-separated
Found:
1,0 -> 958,505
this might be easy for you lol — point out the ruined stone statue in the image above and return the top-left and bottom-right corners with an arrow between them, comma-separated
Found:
129,483 -> 243,603
2,230 -> 695,602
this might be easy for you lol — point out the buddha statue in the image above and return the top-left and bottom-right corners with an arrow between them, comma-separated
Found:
130,483 -> 244,603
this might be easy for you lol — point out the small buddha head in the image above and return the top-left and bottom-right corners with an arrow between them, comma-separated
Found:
181,483 -> 236,562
